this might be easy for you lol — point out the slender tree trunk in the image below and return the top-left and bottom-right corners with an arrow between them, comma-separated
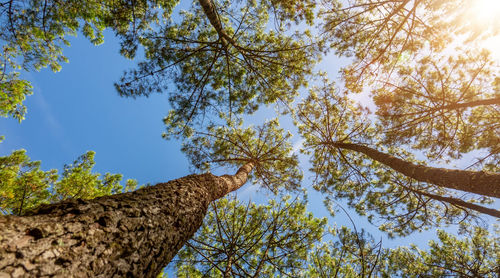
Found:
198,0 -> 237,47
0,163 -> 254,277
404,186 -> 500,218
328,142 -> 500,198
386,97 -> 500,117
17,183 -> 28,216
431,97 -> 500,111
223,253 -> 232,278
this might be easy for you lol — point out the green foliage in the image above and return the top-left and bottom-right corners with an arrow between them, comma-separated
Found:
173,193 -> 499,277
182,119 -> 302,192
0,71 -> 33,121
307,226 -> 386,277
51,151 -> 125,201
308,225 -> 500,277
386,226 -> 500,277
174,195 -> 326,277
156,271 -> 168,278
0,0 -> 179,121
115,0 -> 320,138
293,0 -> 500,237
0,149 -> 56,215
320,0 -> 500,169
0,149 -> 138,215
0,0 -> 321,124
265,0 -> 317,25
373,49 -> 500,167
296,79 -> 492,237
322,0 -> 499,92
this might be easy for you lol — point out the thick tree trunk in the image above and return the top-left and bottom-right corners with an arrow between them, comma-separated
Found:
0,163 -> 254,277
329,142 -> 500,198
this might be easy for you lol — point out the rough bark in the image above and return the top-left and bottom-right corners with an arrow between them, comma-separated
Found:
329,142 -> 500,199
0,163 -> 254,277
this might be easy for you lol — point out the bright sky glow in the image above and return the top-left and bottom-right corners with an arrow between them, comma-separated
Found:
471,0 -> 500,20
469,0 -> 500,61
482,35 -> 500,62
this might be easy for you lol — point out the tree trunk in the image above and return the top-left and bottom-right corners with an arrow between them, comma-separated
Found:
198,0 -> 237,47
0,163 -> 254,277
223,253 -> 232,278
385,97 -> 500,117
403,186 -> 500,218
329,142 -> 500,198
429,97 -> 500,111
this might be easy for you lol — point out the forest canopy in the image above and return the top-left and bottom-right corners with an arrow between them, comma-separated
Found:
0,0 -> 499,276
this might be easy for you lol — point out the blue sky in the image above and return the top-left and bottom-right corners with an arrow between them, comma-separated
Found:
1,30 -> 190,185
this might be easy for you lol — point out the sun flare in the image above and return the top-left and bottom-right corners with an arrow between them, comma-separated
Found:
472,0 -> 500,19
468,0 -> 500,61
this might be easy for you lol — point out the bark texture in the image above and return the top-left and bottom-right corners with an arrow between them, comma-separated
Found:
329,142 -> 500,198
0,164 -> 253,277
